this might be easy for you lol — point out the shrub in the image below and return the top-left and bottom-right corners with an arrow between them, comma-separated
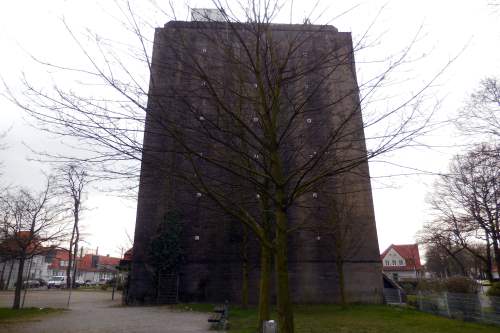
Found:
406,295 -> 418,308
444,276 -> 479,294
400,281 -> 418,295
416,279 -> 445,293
416,277 -> 479,294
486,282 -> 500,297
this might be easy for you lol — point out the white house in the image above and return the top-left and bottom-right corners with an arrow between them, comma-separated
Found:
380,244 -> 423,282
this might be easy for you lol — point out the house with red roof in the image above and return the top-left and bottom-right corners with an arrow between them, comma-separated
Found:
0,232 -> 53,289
47,249 -> 121,283
380,244 -> 423,282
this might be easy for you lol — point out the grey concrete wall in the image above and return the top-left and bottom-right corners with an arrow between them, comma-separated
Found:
128,20 -> 382,305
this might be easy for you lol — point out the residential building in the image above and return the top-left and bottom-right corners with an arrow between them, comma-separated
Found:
380,244 -> 423,281
48,249 -> 121,283
0,254 -> 51,289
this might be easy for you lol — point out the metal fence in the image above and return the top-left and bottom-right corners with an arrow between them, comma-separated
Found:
416,292 -> 500,325
383,288 -> 403,304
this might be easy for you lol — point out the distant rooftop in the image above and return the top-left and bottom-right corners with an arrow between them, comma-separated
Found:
191,8 -> 226,22
181,7 -> 339,33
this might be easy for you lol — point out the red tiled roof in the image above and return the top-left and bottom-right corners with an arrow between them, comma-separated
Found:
47,249 -> 70,270
123,248 -> 133,261
380,244 -> 422,271
48,250 -> 120,272
0,231 -> 41,254
99,255 -> 120,266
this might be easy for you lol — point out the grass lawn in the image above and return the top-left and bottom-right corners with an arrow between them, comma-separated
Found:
0,307 -> 62,323
209,304 -> 500,333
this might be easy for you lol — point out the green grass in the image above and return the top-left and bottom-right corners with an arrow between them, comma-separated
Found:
0,307 -> 62,323
223,304 -> 500,333
173,303 -> 215,312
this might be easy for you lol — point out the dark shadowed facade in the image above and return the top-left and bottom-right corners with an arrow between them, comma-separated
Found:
128,19 -> 383,305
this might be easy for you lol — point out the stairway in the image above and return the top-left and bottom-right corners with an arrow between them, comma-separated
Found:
157,272 -> 179,304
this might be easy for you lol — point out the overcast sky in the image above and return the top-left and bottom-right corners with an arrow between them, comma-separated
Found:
0,0 -> 499,258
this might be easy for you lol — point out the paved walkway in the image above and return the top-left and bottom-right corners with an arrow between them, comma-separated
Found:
0,290 -> 213,333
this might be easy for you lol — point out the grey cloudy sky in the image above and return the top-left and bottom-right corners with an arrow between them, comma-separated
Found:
0,0 -> 499,257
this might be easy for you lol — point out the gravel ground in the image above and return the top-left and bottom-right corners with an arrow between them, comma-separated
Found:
0,290 -> 214,333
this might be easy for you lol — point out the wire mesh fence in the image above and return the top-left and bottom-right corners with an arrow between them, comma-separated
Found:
415,291 -> 500,325
383,288 -> 403,304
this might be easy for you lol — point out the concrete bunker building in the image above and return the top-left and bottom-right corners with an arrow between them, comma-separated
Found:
128,14 -> 382,305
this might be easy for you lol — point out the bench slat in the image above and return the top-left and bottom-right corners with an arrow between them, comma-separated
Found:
208,313 -> 222,322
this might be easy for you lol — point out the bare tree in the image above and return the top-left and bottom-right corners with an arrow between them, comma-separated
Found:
318,193 -> 366,306
5,1 -> 454,331
457,77 -> 500,140
424,243 -> 489,279
420,143 -> 500,281
419,216 -> 484,278
55,164 -> 88,288
0,178 -> 67,309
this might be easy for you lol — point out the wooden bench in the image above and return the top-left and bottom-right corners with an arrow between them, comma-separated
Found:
208,302 -> 229,330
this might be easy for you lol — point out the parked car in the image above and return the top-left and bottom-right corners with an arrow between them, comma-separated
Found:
84,279 -> 97,286
74,279 -> 85,287
47,276 -> 66,289
98,278 -> 111,285
36,278 -> 47,287
23,280 -> 41,288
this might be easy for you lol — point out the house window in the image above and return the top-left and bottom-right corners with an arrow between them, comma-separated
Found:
392,260 -> 396,266
399,260 -> 404,266
384,260 -> 389,266
392,273 -> 399,281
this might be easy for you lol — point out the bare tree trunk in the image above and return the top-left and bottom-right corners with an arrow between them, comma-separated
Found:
12,257 -> 25,309
241,226 -> 249,308
485,235 -> 493,281
66,224 -> 76,288
5,260 -> 14,290
336,256 -> 346,307
492,237 -> 500,278
258,186 -> 272,331
275,206 -> 294,333
72,225 -> 80,287
0,261 -> 6,289
21,258 -> 34,308
258,243 -> 272,331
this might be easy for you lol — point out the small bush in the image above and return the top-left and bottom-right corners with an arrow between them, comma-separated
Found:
416,279 -> 445,293
486,282 -> 500,297
406,295 -> 418,308
100,284 -> 108,291
416,277 -> 479,294
444,276 -> 479,294
400,281 -> 418,295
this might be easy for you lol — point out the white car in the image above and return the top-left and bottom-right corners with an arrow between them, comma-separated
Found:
47,276 -> 66,289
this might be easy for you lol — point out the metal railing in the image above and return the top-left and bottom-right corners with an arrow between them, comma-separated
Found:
416,292 -> 500,325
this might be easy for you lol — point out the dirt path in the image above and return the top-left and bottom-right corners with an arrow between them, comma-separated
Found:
0,291 -> 214,333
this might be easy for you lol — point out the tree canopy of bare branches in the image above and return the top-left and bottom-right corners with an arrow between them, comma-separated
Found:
54,163 -> 89,288
0,178 -> 67,309
420,144 -> 500,281
4,1 -> 454,331
457,77 -> 500,140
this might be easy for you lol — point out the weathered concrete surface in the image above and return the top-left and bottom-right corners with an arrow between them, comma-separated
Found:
129,20 -> 383,305
0,290 -> 213,333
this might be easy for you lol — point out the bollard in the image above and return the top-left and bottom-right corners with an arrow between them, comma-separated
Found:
263,320 -> 277,333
